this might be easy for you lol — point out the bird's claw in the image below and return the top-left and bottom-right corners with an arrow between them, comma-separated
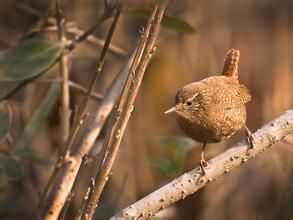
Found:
244,125 -> 254,149
199,159 -> 208,175
247,133 -> 254,148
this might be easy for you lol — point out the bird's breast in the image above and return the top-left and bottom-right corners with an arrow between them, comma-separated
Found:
176,106 -> 246,143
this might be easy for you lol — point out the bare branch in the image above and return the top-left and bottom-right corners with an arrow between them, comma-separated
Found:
43,24 -> 127,58
17,3 -> 126,57
111,110 -> 293,219
36,7 -> 121,220
79,1 -> 166,219
31,79 -> 104,100
59,154 -> 89,220
71,4 -> 117,46
68,81 -> 103,100
69,25 -> 127,57
37,49 -> 134,220
21,1 -> 56,38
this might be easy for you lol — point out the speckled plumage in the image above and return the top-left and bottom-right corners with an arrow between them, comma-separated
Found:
175,75 -> 251,143
165,49 -> 252,169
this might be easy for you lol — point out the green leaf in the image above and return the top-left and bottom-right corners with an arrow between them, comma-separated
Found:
94,203 -> 117,219
152,157 -> 183,178
0,39 -> 64,81
153,136 -> 194,176
155,135 -> 195,153
13,148 -> 53,169
129,9 -> 196,34
0,102 -> 10,141
0,154 -> 24,181
15,83 -> 61,148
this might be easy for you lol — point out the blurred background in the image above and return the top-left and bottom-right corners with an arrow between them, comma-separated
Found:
0,0 -> 292,219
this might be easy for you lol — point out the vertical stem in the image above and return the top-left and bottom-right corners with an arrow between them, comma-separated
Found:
56,0 -> 71,144
36,6 -> 121,220
79,1 -> 166,219
33,1 -> 69,218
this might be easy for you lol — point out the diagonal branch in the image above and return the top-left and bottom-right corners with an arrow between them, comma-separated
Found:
111,109 -> 293,219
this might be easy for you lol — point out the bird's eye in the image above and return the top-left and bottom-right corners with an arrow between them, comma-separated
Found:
186,101 -> 192,106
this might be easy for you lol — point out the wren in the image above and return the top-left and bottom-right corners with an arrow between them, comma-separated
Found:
165,48 -> 253,174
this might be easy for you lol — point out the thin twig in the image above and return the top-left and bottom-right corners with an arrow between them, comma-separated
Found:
17,3 -> 126,57
21,0 -> 56,39
56,0 -> 71,144
33,2 -> 70,215
80,1 -> 166,219
111,110 -> 293,219
37,7 -> 121,220
74,51 -> 136,220
67,3 -> 118,51
69,26 -> 127,57
45,25 -> 128,57
36,49 -> 134,220
68,81 -> 103,100
34,79 -> 104,100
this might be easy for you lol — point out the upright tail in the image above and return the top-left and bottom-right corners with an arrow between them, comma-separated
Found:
222,48 -> 240,79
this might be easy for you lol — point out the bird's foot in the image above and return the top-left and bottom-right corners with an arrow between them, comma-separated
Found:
199,159 -> 208,175
244,125 -> 254,149
247,133 -> 254,149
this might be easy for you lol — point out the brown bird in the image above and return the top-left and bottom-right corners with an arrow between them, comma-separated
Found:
165,48 -> 253,173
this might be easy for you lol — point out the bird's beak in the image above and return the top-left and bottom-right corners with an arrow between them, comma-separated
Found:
164,106 -> 177,114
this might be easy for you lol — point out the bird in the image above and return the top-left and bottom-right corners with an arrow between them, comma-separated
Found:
165,48 -> 253,174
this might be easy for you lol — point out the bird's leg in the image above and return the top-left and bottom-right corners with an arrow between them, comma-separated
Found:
199,143 -> 208,175
244,124 -> 254,148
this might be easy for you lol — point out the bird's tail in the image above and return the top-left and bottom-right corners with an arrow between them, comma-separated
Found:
222,48 -> 240,79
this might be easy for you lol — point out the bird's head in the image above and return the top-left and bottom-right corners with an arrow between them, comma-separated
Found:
165,84 -> 203,118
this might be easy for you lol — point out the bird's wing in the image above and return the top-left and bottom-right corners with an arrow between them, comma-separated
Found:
224,83 -> 252,109
207,80 -> 251,110
199,76 -> 251,110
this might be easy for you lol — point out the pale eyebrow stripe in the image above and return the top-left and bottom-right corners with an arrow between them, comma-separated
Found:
187,92 -> 199,102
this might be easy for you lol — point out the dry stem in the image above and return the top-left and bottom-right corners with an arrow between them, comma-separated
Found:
33,79 -> 104,100
36,6 -> 121,220
79,1 -> 166,219
17,3 -> 126,57
56,0 -> 71,144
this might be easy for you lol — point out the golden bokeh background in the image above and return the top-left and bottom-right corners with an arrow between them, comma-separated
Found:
0,0 -> 292,219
